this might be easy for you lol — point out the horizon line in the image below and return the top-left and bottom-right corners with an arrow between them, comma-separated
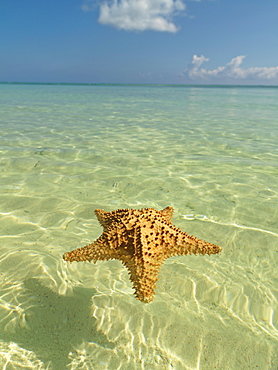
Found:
1,81 -> 278,88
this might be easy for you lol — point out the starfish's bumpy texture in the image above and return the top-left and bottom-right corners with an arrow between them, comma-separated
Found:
63,207 -> 221,302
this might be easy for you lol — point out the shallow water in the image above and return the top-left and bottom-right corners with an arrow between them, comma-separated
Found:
0,83 -> 277,369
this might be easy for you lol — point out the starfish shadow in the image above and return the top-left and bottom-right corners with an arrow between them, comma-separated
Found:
0,278 -> 115,369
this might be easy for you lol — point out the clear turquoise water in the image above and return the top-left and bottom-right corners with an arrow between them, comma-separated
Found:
0,83 -> 277,369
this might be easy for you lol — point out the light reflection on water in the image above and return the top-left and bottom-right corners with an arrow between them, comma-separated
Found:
0,84 -> 277,369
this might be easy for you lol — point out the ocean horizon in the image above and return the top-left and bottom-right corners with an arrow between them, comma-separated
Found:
1,81 -> 278,87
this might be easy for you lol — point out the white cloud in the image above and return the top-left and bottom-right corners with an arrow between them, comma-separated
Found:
81,0 -> 99,12
83,0 -> 185,32
185,55 -> 278,81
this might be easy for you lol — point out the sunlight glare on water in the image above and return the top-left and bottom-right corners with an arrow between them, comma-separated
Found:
0,83 -> 277,369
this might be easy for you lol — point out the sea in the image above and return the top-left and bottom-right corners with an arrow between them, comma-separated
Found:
0,83 -> 277,369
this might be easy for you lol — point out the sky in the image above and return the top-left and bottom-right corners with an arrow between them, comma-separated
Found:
1,0 -> 278,84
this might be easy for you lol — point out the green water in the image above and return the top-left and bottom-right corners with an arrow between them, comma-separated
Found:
0,84 -> 277,369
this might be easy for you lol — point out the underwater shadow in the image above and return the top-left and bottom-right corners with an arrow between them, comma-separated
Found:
1,278 -> 115,369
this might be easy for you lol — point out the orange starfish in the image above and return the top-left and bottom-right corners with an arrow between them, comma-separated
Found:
63,207 -> 221,302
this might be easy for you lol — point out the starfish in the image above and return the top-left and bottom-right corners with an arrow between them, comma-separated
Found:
63,207 -> 221,303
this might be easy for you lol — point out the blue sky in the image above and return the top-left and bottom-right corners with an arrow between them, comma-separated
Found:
1,0 -> 278,84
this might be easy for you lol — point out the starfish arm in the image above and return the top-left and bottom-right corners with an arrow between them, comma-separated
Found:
94,209 -> 112,231
63,235 -> 119,263
160,206 -> 174,222
163,229 -> 221,259
122,258 -> 161,303
95,208 -> 132,230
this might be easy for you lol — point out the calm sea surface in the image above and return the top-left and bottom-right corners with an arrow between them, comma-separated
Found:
0,83 -> 277,369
